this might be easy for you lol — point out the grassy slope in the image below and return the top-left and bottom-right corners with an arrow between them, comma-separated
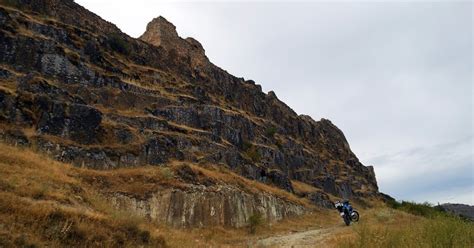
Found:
0,143 -> 168,247
0,143 -> 345,247
330,204 -> 474,248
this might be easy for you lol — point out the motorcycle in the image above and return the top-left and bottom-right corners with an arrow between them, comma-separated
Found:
335,201 -> 359,226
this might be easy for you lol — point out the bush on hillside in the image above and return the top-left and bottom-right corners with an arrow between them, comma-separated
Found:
108,33 -> 130,55
3,0 -> 20,8
264,126 -> 277,138
242,140 -> 252,151
242,140 -> 261,163
387,200 -> 446,218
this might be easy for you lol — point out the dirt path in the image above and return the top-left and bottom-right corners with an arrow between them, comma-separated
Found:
252,226 -> 346,248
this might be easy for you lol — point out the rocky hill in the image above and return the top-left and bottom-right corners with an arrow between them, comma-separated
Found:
441,203 -> 474,221
0,0 -> 379,229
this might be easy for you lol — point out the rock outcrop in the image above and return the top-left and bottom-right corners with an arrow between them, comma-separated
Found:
112,185 -> 305,228
441,203 -> 474,221
0,0 -> 380,227
139,16 -> 209,74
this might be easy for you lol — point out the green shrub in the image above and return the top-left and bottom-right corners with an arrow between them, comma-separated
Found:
264,126 -> 277,138
108,33 -> 130,55
2,0 -> 20,8
241,140 -> 261,163
399,201 -> 438,218
388,200 -> 446,218
386,198 -> 402,209
242,140 -> 252,151
248,212 -> 263,234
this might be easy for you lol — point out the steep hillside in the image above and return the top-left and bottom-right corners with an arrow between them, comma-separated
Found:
0,0 -> 379,227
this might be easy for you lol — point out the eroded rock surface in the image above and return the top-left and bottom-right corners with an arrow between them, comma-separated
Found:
111,185 -> 305,228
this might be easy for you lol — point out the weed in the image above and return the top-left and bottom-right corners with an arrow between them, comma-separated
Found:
32,184 -> 49,200
161,167 -> 174,180
248,212 -> 264,234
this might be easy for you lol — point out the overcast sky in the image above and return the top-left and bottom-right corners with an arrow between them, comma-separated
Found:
75,0 -> 473,205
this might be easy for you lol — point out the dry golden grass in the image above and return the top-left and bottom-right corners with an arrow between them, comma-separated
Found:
0,143 -> 342,247
0,81 -> 17,94
186,163 -> 313,207
292,180 -> 319,195
324,207 -> 474,248
94,104 -> 152,118
0,144 -> 167,247
78,165 -> 187,198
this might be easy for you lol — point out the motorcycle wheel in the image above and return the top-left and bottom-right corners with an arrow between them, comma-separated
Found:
343,214 -> 351,226
351,211 -> 360,222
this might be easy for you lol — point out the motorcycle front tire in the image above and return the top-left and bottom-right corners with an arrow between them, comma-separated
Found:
343,214 -> 351,226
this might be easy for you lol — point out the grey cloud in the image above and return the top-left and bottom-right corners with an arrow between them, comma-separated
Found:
371,137 -> 473,204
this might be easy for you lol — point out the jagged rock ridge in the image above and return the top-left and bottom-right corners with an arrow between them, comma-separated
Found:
0,0 -> 379,224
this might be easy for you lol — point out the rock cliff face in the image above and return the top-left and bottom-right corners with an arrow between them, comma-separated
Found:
0,0 -> 379,227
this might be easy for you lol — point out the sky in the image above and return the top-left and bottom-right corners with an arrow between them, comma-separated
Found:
75,0 -> 473,205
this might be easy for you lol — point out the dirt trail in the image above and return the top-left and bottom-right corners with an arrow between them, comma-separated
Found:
253,226 -> 346,248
